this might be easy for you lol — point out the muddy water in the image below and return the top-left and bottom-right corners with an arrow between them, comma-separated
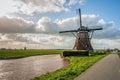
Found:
0,54 -> 69,80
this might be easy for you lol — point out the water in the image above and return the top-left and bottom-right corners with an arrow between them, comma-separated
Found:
0,54 -> 69,80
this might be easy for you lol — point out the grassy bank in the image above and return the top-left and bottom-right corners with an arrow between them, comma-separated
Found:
33,53 -> 108,80
118,52 -> 120,57
0,49 -> 62,59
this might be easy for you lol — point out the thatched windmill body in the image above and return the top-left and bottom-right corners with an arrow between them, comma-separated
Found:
59,9 -> 102,51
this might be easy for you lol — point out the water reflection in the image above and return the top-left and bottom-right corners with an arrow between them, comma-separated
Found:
0,55 -> 69,80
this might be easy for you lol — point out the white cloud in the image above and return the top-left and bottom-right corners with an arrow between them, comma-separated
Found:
80,14 -> 99,26
92,39 -> 120,49
98,19 -> 106,25
0,0 -> 86,16
15,0 -> 69,15
79,0 -> 85,5
68,0 -> 85,6
0,0 -> 19,16
0,0 -> 64,16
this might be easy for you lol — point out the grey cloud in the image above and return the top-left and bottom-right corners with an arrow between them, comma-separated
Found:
37,17 -> 61,34
0,40 -> 13,44
5,34 -> 29,42
6,34 -> 54,45
93,21 -> 118,39
49,35 -> 66,42
0,17 -> 36,33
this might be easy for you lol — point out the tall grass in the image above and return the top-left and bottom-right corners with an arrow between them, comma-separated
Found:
33,53 -> 108,80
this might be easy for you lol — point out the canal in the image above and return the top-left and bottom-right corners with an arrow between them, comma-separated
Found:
0,54 -> 69,80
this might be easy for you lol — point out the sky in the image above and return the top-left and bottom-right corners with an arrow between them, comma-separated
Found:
0,0 -> 120,49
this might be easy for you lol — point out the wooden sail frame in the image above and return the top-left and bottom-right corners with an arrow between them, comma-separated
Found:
59,8 -> 102,51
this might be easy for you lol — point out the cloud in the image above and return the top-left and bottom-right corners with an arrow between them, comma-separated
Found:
0,16 -> 36,33
0,0 -> 19,16
0,0 -> 66,16
0,0 -> 119,49
68,0 -> 85,6
82,14 -> 99,26
38,14 -> 100,34
0,13 -> 119,49
15,0 -> 69,15
0,14 -> 117,39
36,15 -> 117,40
79,0 -> 85,5
92,39 -> 120,49
5,34 -> 29,42
0,34 -> 41,48
35,14 -> 120,49
93,20 -> 120,39
0,33 -> 71,49
36,17 -> 61,34
36,16 -> 78,34
0,0 -> 86,16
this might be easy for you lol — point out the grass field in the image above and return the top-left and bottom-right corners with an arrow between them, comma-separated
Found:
33,53 -> 109,80
0,49 -> 62,59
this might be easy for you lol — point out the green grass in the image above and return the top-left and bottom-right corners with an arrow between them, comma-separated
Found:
118,52 -> 120,57
0,49 -> 62,59
33,53 -> 108,80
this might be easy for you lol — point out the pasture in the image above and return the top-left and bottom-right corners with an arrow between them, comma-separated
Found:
0,49 -> 62,59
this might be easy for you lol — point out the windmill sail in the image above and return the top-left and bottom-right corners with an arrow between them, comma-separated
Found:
59,8 -> 103,51
78,8 -> 82,28
59,30 -> 77,33
87,27 -> 103,32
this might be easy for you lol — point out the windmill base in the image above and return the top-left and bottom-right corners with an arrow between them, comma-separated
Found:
61,50 -> 91,57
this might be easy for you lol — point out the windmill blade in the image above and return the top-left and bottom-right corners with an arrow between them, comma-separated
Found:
59,30 -> 77,33
78,8 -> 82,28
87,27 -> 103,32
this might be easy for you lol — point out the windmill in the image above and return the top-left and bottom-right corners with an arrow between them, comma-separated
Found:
59,8 -> 102,52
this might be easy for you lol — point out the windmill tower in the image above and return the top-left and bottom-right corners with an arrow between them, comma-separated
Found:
59,8 -> 102,51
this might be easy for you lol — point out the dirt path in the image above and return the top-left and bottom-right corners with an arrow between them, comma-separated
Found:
75,53 -> 120,80
0,54 -> 68,80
